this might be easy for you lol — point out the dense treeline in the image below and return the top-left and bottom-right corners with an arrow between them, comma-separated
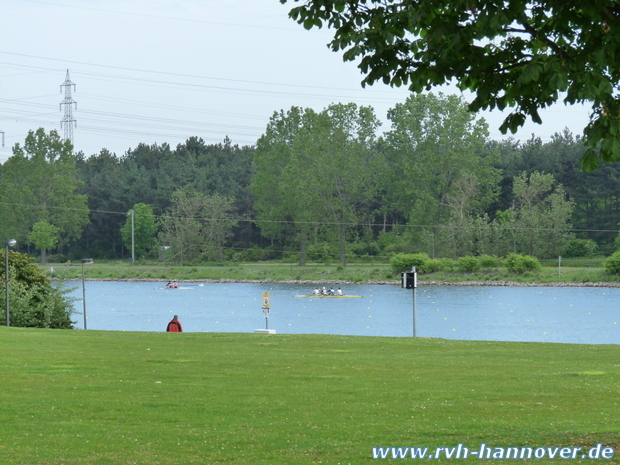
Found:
71,135 -> 254,261
1,94 -> 620,264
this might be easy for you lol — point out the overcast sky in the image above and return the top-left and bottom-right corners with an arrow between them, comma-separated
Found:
0,0 -> 591,163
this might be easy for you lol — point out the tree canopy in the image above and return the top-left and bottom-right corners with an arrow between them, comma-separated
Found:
121,203 -> 157,260
252,103 -> 382,265
0,129 -> 89,246
281,0 -> 620,170
30,221 -> 60,264
158,189 -> 238,264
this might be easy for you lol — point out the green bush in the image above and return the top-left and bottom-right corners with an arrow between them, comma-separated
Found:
603,251 -> 620,274
419,259 -> 444,273
504,254 -> 542,274
229,251 -> 247,262
306,243 -> 338,262
1,250 -> 76,329
347,241 -> 380,257
442,258 -> 458,272
479,254 -> 503,269
10,280 -> 77,329
456,256 -> 480,272
390,253 -> 429,273
563,239 -> 599,258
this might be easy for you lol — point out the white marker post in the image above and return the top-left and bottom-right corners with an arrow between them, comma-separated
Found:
401,267 -> 418,337
255,292 -> 276,334
262,292 -> 270,330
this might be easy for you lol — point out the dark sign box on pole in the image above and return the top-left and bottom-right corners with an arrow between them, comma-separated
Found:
401,270 -> 417,289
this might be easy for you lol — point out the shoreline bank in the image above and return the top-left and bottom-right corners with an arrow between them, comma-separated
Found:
61,277 -> 620,287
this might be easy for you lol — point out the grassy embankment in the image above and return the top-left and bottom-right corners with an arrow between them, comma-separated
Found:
41,256 -> 619,285
1,327 -> 618,464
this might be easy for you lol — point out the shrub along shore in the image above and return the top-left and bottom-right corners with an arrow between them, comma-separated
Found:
61,277 -> 620,287
44,259 -> 620,287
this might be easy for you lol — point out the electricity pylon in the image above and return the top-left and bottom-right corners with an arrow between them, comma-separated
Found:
60,69 -> 77,144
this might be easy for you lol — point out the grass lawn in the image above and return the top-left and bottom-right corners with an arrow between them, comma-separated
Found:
45,261 -> 395,284
0,328 -> 618,464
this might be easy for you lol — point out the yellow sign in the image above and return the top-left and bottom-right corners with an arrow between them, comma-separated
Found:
262,292 -> 270,308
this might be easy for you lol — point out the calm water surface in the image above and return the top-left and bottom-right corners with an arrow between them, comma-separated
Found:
65,281 -> 620,344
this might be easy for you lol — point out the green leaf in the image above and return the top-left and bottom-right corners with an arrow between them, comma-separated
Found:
580,148 -> 600,172
519,63 -> 542,84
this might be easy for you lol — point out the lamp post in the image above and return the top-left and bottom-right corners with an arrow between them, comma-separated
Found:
81,259 -> 94,329
5,239 -> 17,326
127,209 -> 135,265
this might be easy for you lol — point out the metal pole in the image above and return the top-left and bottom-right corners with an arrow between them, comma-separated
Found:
82,260 -> 87,330
131,209 -> 135,265
5,244 -> 9,327
412,267 -> 418,337
413,286 -> 417,337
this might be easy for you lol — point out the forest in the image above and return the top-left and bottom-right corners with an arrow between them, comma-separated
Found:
1,93 -> 618,266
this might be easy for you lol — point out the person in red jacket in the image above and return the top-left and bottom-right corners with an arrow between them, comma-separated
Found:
166,315 -> 183,332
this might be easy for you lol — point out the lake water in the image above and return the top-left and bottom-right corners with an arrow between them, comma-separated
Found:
64,281 -> 620,344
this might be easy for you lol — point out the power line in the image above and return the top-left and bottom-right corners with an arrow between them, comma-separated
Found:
0,52 -> 373,96
0,201 -> 616,234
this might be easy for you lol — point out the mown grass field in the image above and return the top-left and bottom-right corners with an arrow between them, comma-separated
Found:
1,328 -> 618,464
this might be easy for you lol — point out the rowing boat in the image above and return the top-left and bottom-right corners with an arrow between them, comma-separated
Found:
294,295 -> 362,298
157,283 -> 204,290
157,286 -> 194,290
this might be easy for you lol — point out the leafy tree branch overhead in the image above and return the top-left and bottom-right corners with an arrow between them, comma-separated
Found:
281,0 -> 620,170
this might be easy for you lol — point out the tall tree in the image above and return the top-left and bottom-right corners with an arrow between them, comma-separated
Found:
158,189 -> 237,264
382,93 -> 500,252
173,136 -> 256,249
29,221 -> 60,264
75,149 -> 126,259
120,203 -> 158,260
494,171 -> 575,257
252,107 -> 307,252
253,104 -> 381,265
0,129 -> 89,248
282,0 -> 620,169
